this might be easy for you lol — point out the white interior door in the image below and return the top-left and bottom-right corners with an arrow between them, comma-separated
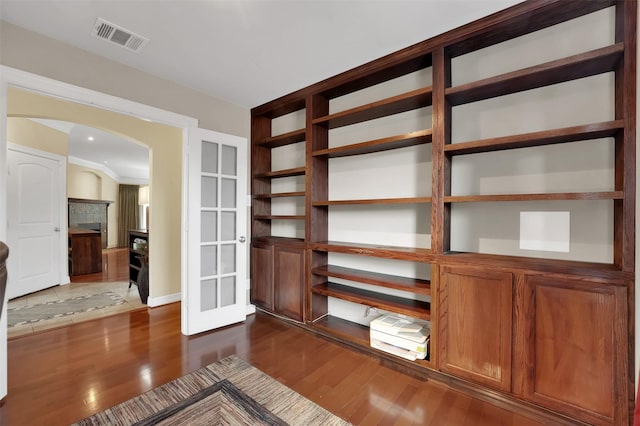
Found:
183,128 -> 248,335
7,147 -> 63,299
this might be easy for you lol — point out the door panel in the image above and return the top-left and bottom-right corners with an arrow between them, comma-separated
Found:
275,246 -> 304,322
250,244 -> 273,311
439,265 -> 513,392
521,275 -> 627,425
183,128 -> 247,335
7,148 -> 61,299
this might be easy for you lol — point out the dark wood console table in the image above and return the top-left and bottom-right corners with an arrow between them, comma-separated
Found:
68,228 -> 102,276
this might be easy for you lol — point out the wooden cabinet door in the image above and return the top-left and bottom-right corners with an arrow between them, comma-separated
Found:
250,244 -> 274,311
274,246 -> 305,322
518,275 -> 628,426
439,265 -> 513,392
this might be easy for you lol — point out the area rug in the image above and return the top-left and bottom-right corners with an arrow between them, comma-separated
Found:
7,291 -> 126,327
74,355 -> 350,426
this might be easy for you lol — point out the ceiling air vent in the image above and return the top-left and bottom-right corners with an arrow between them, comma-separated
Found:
92,18 -> 149,53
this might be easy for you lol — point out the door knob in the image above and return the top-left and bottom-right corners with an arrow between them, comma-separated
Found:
239,236 -> 246,243
54,227 -> 60,232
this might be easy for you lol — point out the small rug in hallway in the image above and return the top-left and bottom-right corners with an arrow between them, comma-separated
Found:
7,291 -> 126,327
74,355 -> 350,426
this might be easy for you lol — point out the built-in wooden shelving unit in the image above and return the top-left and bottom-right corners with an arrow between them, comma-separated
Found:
251,1 -> 636,424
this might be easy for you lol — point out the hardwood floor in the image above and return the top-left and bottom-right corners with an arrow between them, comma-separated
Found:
0,304 -> 548,426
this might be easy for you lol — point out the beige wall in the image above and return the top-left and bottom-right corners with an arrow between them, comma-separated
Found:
0,21 -> 250,137
8,88 -> 183,299
6,117 -> 68,156
0,21 -> 250,138
1,21 -> 253,300
8,118 -> 121,248
67,163 -> 119,248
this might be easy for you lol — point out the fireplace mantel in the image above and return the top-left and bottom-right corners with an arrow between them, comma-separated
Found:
68,198 -> 113,205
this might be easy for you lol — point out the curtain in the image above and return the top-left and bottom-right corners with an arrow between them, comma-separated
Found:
118,185 -> 139,248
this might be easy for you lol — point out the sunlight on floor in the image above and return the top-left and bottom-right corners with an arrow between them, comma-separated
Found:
7,281 -> 145,338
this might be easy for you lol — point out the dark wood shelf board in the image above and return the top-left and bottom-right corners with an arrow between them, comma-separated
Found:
255,128 -> 306,148
252,236 -> 305,247
445,1 -> 617,57
254,192 -> 305,199
439,252 -> 629,282
312,282 -> 430,320
312,264 -> 431,295
254,215 -> 306,221
312,130 -> 432,158
253,166 -> 306,179
310,241 -> 433,262
312,87 -> 433,129
313,197 -> 431,206
446,43 -> 624,106
444,191 -> 623,203
310,315 -> 370,347
444,120 -> 623,155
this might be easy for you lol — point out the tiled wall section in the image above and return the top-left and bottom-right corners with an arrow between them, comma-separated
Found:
68,200 -> 109,248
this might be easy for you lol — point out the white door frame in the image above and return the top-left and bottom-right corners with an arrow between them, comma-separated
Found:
0,65 -> 198,400
7,142 -> 69,288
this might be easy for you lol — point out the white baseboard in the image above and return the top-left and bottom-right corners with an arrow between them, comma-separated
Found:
246,304 -> 256,315
147,292 -> 181,307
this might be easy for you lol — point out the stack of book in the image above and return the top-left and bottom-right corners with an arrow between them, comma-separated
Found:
369,314 -> 430,361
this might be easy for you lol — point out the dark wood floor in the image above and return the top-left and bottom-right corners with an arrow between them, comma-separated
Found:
0,303 -> 547,426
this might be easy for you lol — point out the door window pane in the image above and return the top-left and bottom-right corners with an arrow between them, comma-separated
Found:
200,245 -> 217,277
221,243 -> 236,274
201,278 -> 217,311
221,145 -> 237,176
201,211 -> 217,242
201,176 -> 218,208
221,276 -> 236,307
221,178 -> 236,208
201,141 -> 218,173
221,212 -> 236,241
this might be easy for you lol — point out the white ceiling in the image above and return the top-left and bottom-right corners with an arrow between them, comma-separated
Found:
1,0 -> 522,181
29,119 -> 150,184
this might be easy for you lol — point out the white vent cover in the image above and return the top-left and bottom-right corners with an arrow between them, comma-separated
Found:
92,18 -> 149,53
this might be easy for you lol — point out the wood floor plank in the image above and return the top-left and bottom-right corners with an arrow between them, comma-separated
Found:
0,303 -> 548,425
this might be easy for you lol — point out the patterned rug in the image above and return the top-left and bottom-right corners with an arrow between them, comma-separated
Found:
7,291 -> 126,327
74,355 -> 350,425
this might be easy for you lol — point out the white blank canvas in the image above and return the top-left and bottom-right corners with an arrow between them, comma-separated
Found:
519,211 -> 570,252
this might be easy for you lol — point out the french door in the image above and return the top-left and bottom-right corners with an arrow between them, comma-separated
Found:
183,128 -> 248,335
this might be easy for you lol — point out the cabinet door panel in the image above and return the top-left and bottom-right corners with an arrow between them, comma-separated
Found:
275,247 -> 305,322
522,276 -> 628,425
250,245 -> 274,311
439,266 -> 513,392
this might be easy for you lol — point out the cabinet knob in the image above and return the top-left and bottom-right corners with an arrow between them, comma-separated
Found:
239,236 -> 246,243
